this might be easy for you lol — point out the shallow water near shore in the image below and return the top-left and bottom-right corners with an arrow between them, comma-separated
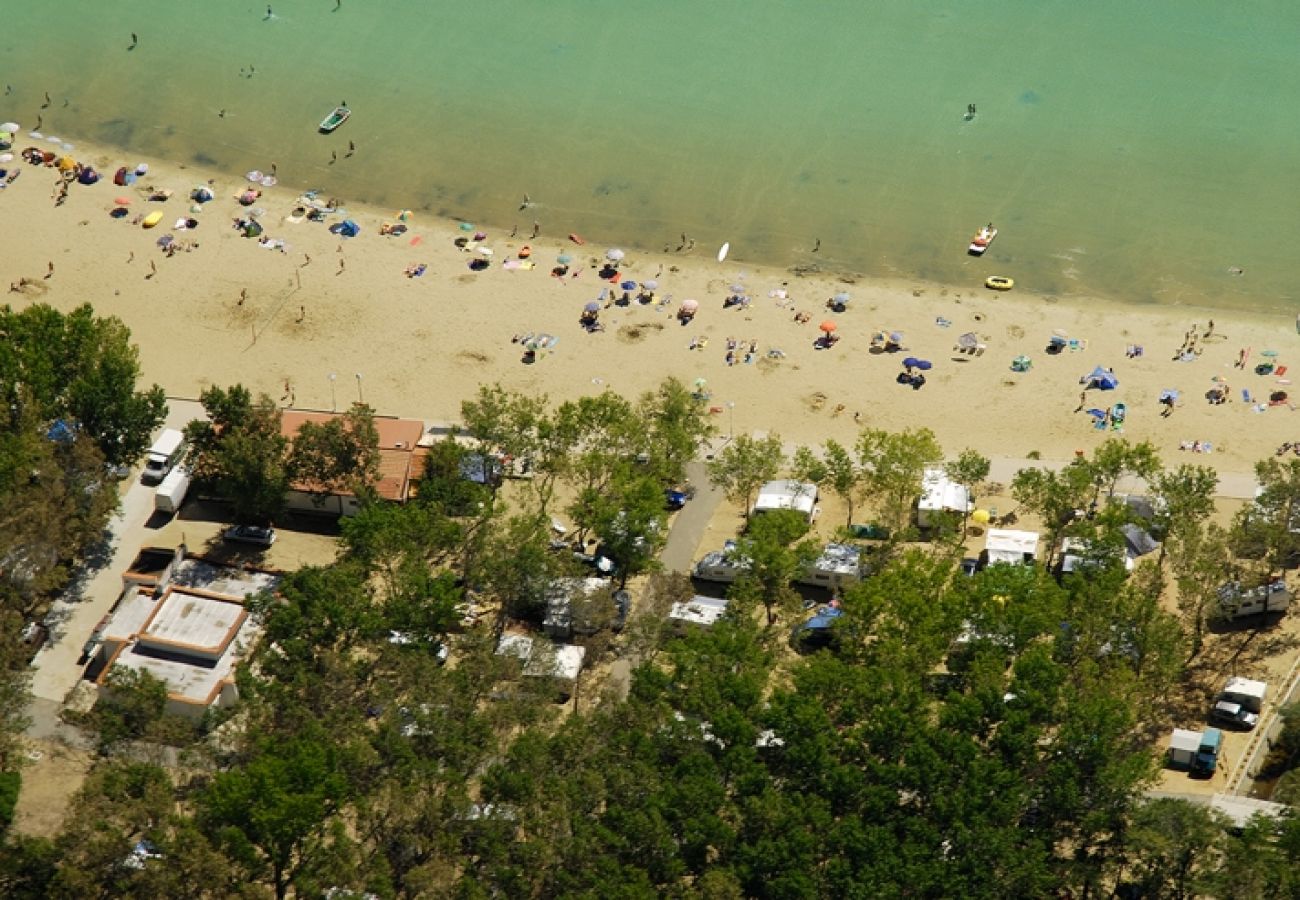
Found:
4,0 -> 1299,316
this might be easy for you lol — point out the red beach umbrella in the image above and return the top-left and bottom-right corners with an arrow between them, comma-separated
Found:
820,320 -> 837,334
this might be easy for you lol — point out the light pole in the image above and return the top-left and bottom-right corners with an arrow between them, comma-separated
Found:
727,401 -> 736,439
328,372 -> 337,412
354,372 -> 363,405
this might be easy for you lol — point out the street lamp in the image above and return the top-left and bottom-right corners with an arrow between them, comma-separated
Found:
355,372 -> 364,405
727,401 -> 736,439
328,372 -> 337,412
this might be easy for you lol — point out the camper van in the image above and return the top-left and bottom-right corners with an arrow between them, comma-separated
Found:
1217,580 -> 1291,620
142,429 -> 187,484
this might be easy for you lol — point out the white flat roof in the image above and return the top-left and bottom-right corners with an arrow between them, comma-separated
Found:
985,529 -> 1040,562
103,585 -> 162,643
112,619 -> 261,705
809,543 -> 860,575
167,558 -> 279,600
669,595 -> 729,627
141,588 -> 246,654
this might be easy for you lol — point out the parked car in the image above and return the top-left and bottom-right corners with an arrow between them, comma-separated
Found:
1210,700 -> 1260,731
223,525 -> 276,547
665,485 -> 695,510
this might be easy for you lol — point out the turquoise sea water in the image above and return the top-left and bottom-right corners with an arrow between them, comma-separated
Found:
4,1 -> 1299,314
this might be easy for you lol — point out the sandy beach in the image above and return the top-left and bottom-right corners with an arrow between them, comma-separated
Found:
2,135 -> 1296,483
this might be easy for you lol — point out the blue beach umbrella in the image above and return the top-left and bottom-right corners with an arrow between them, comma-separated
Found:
620,280 -> 637,291
584,301 -> 600,313
902,357 -> 921,369
913,359 -> 933,371
557,253 -> 573,264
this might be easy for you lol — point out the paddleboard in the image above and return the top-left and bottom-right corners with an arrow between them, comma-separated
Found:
717,242 -> 730,262
141,211 -> 163,228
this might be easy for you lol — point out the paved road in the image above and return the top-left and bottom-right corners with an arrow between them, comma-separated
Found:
26,400 -> 205,711
659,460 -> 725,574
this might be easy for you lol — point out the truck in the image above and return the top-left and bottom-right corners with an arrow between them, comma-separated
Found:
142,429 -> 187,484
153,466 -> 191,515
1191,727 -> 1224,777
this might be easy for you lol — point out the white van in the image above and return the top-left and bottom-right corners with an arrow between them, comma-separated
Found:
142,429 -> 187,484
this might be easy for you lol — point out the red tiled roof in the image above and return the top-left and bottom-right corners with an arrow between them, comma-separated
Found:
280,409 -> 423,503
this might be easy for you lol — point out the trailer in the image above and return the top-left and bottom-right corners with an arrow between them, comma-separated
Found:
1217,579 -> 1290,620
752,480 -> 818,521
153,467 -> 191,515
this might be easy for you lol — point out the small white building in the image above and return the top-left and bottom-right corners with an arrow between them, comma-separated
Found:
797,543 -> 863,591
752,480 -> 818,520
668,595 -> 730,629
1168,728 -> 1202,769
983,529 -> 1040,566
916,467 -> 972,529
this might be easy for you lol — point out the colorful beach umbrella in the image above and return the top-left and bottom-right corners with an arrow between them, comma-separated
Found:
556,253 -> 573,265
913,359 -> 933,370
605,248 -> 625,262
584,301 -> 601,313
642,279 -> 659,291
246,170 -> 264,182
833,292 -> 851,304
459,222 -> 475,231
620,280 -> 637,291
680,298 -> 699,312
0,122 -> 19,133
820,321 -> 837,334
730,283 -> 746,295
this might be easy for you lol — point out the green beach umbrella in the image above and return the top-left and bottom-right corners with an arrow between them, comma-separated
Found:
458,222 -> 474,232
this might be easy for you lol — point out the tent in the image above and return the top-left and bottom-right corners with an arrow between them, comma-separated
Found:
1121,523 -> 1159,558
329,219 -> 360,238
1085,366 -> 1119,390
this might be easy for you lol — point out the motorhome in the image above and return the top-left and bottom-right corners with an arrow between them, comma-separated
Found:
981,529 -> 1039,567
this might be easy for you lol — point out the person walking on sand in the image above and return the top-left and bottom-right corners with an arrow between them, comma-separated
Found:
238,288 -> 247,306
297,305 -> 305,323
532,221 -> 540,239
45,262 -> 54,279
1075,390 -> 1087,412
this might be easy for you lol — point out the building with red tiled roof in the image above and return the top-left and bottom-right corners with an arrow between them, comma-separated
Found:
280,409 -> 426,516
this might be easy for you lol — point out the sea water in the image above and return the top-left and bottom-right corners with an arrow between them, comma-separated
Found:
4,0 -> 1299,315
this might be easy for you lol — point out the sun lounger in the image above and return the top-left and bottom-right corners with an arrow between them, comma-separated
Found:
1243,388 -> 1253,403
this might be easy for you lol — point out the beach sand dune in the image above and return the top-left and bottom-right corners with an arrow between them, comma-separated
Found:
2,142 -> 1294,481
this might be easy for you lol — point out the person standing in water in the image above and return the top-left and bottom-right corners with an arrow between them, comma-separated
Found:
129,33 -> 138,50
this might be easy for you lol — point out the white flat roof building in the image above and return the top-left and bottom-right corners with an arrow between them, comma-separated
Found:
98,586 -> 262,718
94,549 -> 278,719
